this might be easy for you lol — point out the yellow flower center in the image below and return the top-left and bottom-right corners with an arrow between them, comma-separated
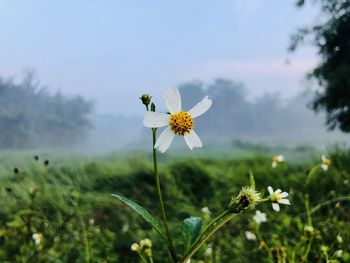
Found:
169,111 -> 193,136
275,193 -> 282,201
323,159 -> 331,166
272,156 -> 279,162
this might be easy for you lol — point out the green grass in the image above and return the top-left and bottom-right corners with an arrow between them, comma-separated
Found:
0,146 -> 349,262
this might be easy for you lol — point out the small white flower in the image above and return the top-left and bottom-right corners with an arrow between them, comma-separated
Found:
272,155 -> 285,168
245,231 -> 257,241
201,207 -> 211,216
140,238 -> 152,248
205,244 -> 213,256
321,155 -> 331,171
32,233 -> 43,245
334,249 -> 343,258
88,219 -> 94,225
143,87 -> 212,153
337,234 -> 343,243
131,243 -> 141,252
122,223 -> 129,233
253,210 -> 267,224
267,186 -> 290,212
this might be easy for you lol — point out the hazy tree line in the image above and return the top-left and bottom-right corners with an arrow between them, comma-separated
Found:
179,79 -> 324,141
0,73 -> 93,149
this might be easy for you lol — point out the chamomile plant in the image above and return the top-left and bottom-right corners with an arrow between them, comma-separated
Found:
112,88 -> 290,262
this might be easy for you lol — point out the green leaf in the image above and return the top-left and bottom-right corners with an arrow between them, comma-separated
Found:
249,171 -> 255,188
181,217 -> 202,252
111,194 -> 165,239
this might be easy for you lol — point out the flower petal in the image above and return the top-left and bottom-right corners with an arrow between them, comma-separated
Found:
278,199 -> 291,205
184,130 -> 202,150
267,186 -> 274,195
143,112 -> 169,128
321,164 -> 328,171
163,87 -> 181,114
280,192 -> 289,198
272,161 -> 277,168
155,127 -> 175,153
188,96 -> 212,118
272,203 -> 280,212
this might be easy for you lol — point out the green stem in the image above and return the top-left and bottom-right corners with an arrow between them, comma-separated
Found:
310,196 -> 350,214
181,211 -> 236,263
305,194 -> 312,226
302,194 -> 313,262
138,253 -> 149,263
152,128 -> 178,263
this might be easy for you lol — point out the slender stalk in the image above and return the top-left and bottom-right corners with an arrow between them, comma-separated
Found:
181,211 -> 236,263
152,128 -> 178,262
138,253 -> 149,263
310,196 -> 350,214
302,194 -> 313,262
305,194 -> 312,226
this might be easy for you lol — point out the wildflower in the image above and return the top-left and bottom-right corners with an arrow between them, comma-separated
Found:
131,243 -> 141,252
89,219 -> 95,225
229,186 -> 261,212
143,87 -> 212,153
121,223 -> 129,233
272,155 -> 285,168
337,234 -> 343,243
267,186 -> 290,212
32,233 -> 43,245
140,94 -> 152,108
204,244 -> 213,256
245,231 -> 257,241
253,210 -> 267,224
334,250 -> 343,258
140,238 -> 152,249
140,238 -> 152,257
321,155 -> 331,171
201,207 -> 211,216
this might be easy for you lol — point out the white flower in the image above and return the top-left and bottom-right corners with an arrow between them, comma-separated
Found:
131,243 -> 141,252
201,207 -> 211,216
143,87 -> 212,153
32,233 -> 43,245
267,186 -> 290,212
140,238 -> 152,248
337,234 -> 343,243
272,155 -> 285,168
245,231 -> 257,241
321,155 -> 331,171
334,250 -> 343,258
253,210 -> 267,224
205,244 -> 213,256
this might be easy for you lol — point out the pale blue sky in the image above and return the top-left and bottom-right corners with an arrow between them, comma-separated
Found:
0,0 -> 320,115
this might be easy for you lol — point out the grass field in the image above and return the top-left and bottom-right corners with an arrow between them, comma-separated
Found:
0,146 -> 349,262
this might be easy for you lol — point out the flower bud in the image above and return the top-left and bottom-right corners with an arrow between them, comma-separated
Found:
229,186 -> 261,213
140,94 -> 152,107
140,238 -> 152,249
131,243 -> 141,252
304,225 -> 314,239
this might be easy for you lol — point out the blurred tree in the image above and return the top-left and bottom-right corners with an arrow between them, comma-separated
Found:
290,0 -> 350,131
0,73 -> 93,149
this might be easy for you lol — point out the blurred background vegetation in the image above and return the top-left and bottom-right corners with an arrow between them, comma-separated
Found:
0,0 -> 350,262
